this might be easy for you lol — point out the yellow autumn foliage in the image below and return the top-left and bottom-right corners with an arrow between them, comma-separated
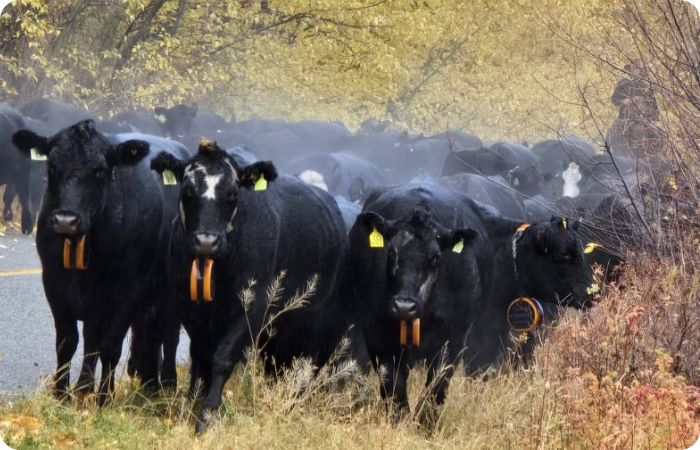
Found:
0,0 -> 655,142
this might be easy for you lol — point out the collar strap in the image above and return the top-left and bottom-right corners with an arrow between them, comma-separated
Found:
517,223 -> 531,232
512,224 -> 530,282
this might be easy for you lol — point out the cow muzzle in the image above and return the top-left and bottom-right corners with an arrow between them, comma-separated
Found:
193,233 -> 220,256
51,212 -> 80,235
391,295 -> 420,321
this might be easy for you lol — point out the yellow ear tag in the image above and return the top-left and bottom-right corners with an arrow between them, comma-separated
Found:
452,238 -> 464,254
584,242 -> 600,254
514,178 -> 520,186
254,174 -> 268,191
369,227 -> 384,248
562,217 -> 567,229
162,170 -> 178,186
30,148 -> 47,161
158,114 -> 166,123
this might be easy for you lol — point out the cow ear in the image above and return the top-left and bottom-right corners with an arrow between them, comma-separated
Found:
150,151 -> 185,180
357,211 -> 390,236
106,140 -> 149,167
238,161 -> 278,189
154,107 -> 168,117
12,129 -> 48,158
190,103 -> 199,116
439,227 -> 478,253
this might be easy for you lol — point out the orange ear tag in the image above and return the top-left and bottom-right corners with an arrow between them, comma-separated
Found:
203,259 -> 215,302
412,319 -> 420,347
63,239 -> 72,269
190,260 -> 200,302
76,235 -> 88,270
400,321 -> 408,346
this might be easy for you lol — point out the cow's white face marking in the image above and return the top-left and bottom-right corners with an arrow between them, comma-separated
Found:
184,163 -> 206,180
562,162 -> 582,198
299,170 -> 328,191
203,174 -> 222,200
183,161 -> 237,201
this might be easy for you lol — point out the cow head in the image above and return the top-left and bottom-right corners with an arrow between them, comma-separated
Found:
358,209 -> 477,321
154,103 -> 199,139
12,120 -> 149,236
515,217 -> 593,308
507,163 -> 552,197
150,138 -> 277,259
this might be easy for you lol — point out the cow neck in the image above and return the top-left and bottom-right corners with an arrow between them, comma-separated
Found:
485,219 -> 530,303
510,223 -> 530,300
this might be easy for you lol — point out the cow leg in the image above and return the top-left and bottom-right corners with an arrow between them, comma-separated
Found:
52,310 -> 79,400
188,338 -> 209,401
372,354 -> 410,422
137,311 -> 161,392
97,313 -> 132,406
196,316 -> 248,434
425,344 -> 457,406
2,184 -> 15,221
160,311 -> 180,390
15,178 -> 33,234
76,322 -> 100,395
420,340 -> 461,429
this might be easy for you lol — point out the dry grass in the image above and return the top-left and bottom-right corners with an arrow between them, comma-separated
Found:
2,255 -> 700,449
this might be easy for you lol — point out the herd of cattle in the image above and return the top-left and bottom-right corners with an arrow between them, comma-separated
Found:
1,98 -> 657,432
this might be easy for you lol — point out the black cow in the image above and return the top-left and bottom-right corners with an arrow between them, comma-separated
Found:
0,105 -> 35,232
12,120 -> 188,402
464,203 -> 594,373
342,132 -> 450,183
149,140 -> 349,433
334,195 -> 362,232
154,103 -> 232,148
531,136 -> 597,199
439,173 -> 527,221
110,110 -> 164,136
2,114 -> 50,232
348,181 -> 492,420
442,142 -> 547,197
284,152 -> 385,203
20,99 -> 97,135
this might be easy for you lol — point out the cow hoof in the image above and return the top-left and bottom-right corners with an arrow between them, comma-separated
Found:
161,378 -> 177,391
3,211 -> 12,222
195,409 -> 212,435
54,389 -> 72,403
21,225 -> 33,235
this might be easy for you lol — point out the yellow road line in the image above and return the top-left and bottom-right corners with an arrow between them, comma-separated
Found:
0,269 -> 42,277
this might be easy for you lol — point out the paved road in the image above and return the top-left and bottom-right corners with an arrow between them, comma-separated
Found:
0,230 -> 189,397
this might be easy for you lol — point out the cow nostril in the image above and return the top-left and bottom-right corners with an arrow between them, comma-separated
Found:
194,233 -> 220,255
392,297 -> 419,320
52,213 -> 80,234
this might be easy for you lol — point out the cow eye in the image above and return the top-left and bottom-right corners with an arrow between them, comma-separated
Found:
94,168 -> 107,180
388,248 -> 396,260
227,192 -> 237,203
429,254 -> 441,267
183,186 -> 196,199
558,252 -> 571,260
